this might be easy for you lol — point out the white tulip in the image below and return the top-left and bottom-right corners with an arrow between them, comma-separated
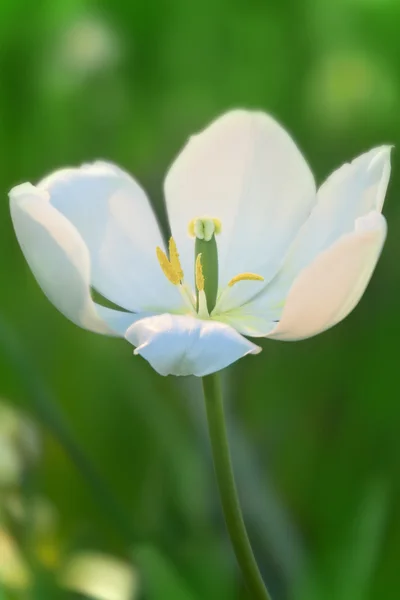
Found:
9,111 -> 390,376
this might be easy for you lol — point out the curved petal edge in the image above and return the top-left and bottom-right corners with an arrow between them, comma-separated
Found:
267,211 -> 387,341
125,313 -> 261,376
9,182 -> 134,336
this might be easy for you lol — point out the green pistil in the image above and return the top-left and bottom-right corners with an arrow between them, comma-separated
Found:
195,234 -> 219,314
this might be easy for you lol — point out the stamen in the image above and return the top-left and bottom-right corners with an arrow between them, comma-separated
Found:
228,273 -> 265,287
168,237 -> 184,281
212,218 -> 222,235
156,247 -> 180,285
195,253 -> 205,291
197,290 -> 209,318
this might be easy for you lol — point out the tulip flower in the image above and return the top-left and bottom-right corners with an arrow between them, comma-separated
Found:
9,110 -> 390,377
9,110 -> 392,600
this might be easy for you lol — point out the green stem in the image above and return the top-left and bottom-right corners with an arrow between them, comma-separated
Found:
202,373 -> 272,600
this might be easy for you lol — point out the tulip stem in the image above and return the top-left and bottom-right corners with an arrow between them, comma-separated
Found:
202,373 -> 272,600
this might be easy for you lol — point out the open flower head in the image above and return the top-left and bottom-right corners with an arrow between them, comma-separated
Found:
9,111 -> 391,376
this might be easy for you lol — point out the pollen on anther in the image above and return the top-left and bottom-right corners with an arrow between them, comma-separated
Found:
156,247 -> 180,285
195,253 -> 205,291
228,273 -> 264,287
169,237 -> 184,281
212,218 -> 222,234
188,220 -> 196,238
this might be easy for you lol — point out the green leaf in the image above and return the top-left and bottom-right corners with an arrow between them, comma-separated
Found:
135,546 -> 199,600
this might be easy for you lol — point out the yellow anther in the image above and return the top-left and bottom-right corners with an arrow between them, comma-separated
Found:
212,218 -> 222,235
188,220 -> 196,238
195,253 -> 205,291
228,273 -> 265,287
168,237 -> 184,281
188,217 -> 222,240
156,247 -> 180,285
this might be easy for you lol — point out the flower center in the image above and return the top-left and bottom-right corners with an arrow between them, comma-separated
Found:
188,217 -> 221,241
155,217 -> 265,316
189,217 -> 220,313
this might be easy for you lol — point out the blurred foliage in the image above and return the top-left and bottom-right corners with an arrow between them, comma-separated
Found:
1,0 -> 400,598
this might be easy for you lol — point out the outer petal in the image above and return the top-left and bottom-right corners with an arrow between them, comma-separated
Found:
38,162 -> 183,313
165,110 -> 316,303
10,183 -> 139,336
238,146 -> 391,325
125,314 -> 261,376
266,211 -> 387,341
280,146 -> 391,280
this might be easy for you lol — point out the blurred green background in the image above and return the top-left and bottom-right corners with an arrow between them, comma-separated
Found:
1,0 -> 399,598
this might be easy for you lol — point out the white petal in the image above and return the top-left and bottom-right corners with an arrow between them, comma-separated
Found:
125,314 -> 261,376
38,161 -> 184,313
165,110 -> 316,304
266,211 -> 387,341
242,146 -> 391,322
213,309 -> 277,338
281,146 -> 391,280
10,183 -> 138,335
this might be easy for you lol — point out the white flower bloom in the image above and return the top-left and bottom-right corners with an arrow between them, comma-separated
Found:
9,111 -> 390,376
